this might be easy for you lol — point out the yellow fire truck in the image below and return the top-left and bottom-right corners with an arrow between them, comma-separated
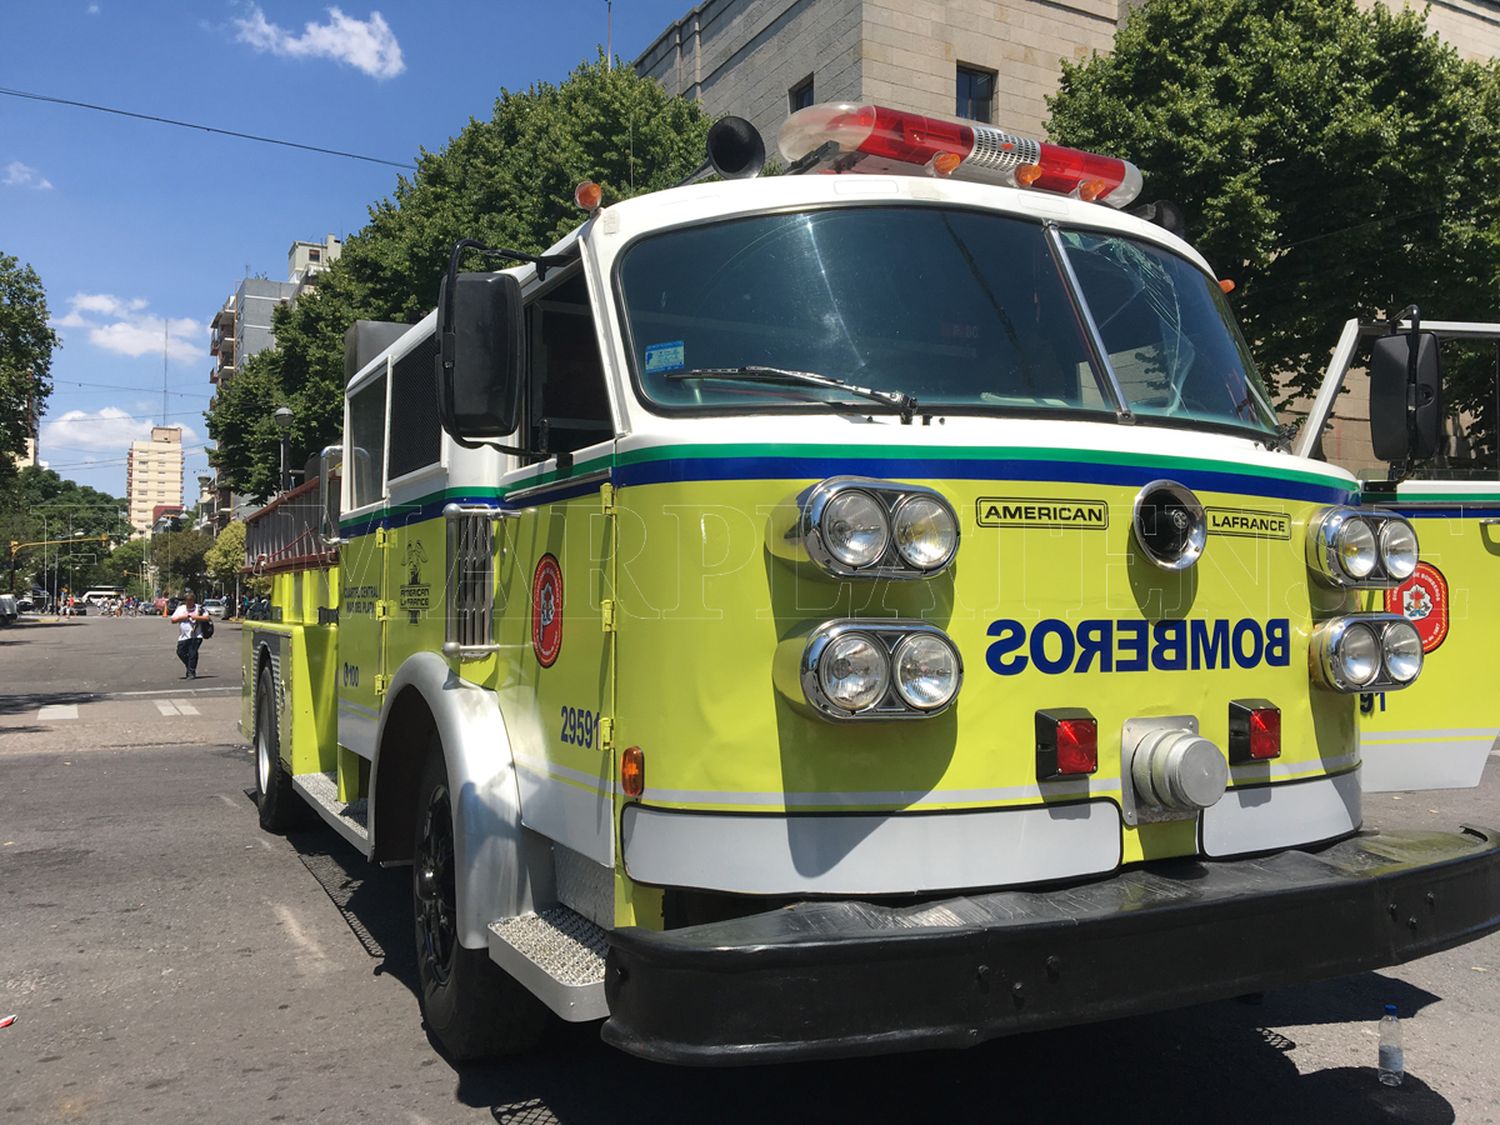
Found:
242,103 -> 1500,1063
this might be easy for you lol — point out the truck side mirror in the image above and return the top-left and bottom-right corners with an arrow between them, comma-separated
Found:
318,444 -> 343,546
437,272 -> 525,441
1370,331 -> 1441,463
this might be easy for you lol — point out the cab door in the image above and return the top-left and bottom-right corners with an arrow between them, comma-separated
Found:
337,363 -> 390,762
494,270 -> 619,864
1362,479 -> 1500,790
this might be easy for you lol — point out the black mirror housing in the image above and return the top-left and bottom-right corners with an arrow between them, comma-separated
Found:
1370,331 -> 1441,463
437,271 -> 525,440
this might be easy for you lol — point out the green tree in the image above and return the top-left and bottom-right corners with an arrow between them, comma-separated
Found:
1047,0 -> 1500,445
209,55 -> 712,498
92,537 -> 150,597
204,520 -> 246,593
0,254 -> 58,485
1,467 -> 131,592
153,528 -> 214,595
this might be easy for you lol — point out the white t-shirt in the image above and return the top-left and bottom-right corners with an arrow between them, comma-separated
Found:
171,605 -> 200,641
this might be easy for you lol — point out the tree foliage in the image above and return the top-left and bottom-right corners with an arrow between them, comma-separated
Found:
209,55 -> 712,498
0,466 -> 131,592
1047,0 -> 1500,444
0,253 -> 58,484
204,519 -> 246,589
153,528 -> 214,595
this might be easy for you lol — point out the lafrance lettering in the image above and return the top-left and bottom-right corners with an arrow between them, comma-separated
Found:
985,617 -> 1290,675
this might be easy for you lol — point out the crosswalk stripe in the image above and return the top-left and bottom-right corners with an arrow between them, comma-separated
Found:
173,699 -> 199,716
36,704 -> 78,721
154,700 -> 179,716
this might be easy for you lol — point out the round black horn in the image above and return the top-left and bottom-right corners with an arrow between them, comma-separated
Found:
706,116 -> 765,180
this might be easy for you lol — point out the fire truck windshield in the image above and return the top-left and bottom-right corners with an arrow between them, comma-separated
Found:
616,206 -> 1277,435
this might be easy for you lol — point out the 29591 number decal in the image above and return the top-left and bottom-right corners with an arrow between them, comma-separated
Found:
559,705 -> 601,749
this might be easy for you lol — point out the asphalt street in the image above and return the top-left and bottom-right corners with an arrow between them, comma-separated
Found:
2,616 -> 1499,1123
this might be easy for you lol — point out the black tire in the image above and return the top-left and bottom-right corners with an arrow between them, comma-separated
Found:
413,742 -> 548,1060
254,667 -> 300,833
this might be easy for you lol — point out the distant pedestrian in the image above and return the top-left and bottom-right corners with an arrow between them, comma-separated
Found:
170,592 -> 210,679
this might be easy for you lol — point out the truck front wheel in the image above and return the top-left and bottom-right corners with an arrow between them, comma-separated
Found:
412,743 -> 547,1059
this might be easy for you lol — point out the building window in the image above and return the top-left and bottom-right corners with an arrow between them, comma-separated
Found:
956,64 -> 996,124
789,75 -> 815,115
308,248 -> 321,261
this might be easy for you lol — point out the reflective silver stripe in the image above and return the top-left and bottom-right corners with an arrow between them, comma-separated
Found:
622,801 -> 1122,895
1201,769 -> 1362,858
1360,738 -> 1491,792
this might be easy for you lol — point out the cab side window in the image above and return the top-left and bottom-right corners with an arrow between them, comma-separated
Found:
348,373 -> 387,507
527,271 -> 614,460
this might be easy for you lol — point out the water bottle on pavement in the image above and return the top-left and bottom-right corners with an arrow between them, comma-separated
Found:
1378,1003 -> 1404,1086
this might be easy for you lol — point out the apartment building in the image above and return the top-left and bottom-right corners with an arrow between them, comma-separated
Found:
125,426 -> 184,537
636,0 -> 1500,170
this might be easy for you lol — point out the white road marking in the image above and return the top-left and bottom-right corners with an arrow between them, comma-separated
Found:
36,705 -> 78,721
172,699 -> 199,716
215,794 -> 238,808
154,700 -> 180,716
272,903 -> 333,974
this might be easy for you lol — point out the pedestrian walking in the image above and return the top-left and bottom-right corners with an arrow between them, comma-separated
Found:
170,591 -> 210,679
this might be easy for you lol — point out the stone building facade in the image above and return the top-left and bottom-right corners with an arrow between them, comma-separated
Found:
635,0 -> 1116,153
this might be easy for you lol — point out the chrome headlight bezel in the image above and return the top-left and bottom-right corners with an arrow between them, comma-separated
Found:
1131,479 -> 1207,571
1305,507 -> 1419,588
794,477 -> 959,579
789,620 -> 964,721
1309,614 -> 1424,692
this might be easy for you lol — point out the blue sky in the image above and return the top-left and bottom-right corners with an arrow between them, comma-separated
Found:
0,0 -> 691,500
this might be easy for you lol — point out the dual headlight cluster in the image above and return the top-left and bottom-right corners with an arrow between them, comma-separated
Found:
779,620 -> 965,721
1310,614 -> 1423,692
788,477 -> 960,578
1306,507 -> 1418,587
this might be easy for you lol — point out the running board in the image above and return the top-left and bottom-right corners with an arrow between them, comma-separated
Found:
488,907 -> 609,1022
292,772 -> 371,854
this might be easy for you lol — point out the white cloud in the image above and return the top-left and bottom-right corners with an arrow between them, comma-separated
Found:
234,5 -> 404,79
86,3 -> 100,13
40,407 -> 201,455
51,292 -> 207,365
4,161 -> 54,190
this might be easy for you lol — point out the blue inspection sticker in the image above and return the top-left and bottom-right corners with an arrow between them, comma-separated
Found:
643,340 -> 686,373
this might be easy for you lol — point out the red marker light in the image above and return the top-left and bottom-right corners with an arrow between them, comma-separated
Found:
1036,708 -> 1099,779
778,103 -> 1143,208
1229,700 -> 1281,763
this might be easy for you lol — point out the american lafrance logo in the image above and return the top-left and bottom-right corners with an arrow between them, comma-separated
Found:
1205,507 -> 1291,539
976,497 -> 1108,529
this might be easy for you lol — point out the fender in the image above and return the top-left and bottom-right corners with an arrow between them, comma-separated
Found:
370,651 -> 556,949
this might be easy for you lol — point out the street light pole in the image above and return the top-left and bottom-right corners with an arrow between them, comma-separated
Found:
274,406 -> 294,494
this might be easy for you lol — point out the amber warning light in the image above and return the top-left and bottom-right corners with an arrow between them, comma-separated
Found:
778,103 -> 1143,208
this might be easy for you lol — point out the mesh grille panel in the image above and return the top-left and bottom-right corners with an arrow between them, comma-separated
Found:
388,334 -> 441,480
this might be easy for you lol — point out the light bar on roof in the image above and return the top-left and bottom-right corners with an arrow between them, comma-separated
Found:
777,102 -> 1143,208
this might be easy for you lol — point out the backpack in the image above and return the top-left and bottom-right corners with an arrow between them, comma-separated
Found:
199,617 -> 215,640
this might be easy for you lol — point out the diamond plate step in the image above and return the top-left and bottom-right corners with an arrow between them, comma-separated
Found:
292,771 -> 370,853
488,906 -> 609,1022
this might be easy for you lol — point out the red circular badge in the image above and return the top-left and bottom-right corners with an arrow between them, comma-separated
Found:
1385,561 -> 1448,653
531,554 -> 563,668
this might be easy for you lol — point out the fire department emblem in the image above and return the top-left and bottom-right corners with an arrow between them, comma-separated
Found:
531,554 -> 563,668
1385,561 -> 1448,654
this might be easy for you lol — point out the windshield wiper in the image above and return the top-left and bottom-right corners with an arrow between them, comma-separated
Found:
665,366 -> 918,423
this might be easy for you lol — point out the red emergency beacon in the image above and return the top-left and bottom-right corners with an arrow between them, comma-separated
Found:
778,102 -> 1143,209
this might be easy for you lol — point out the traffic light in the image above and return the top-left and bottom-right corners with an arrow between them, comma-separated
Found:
8,540 -> 17,558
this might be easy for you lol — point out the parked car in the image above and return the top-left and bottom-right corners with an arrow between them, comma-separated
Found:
16,596 -> 34,613
0,594 -> 17,626
202,598 -> 226,618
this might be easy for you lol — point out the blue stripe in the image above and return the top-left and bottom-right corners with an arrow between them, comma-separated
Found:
615,454 -> 1352,504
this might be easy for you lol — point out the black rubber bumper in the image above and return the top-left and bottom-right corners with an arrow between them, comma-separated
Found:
601,826 -> 1500,1065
